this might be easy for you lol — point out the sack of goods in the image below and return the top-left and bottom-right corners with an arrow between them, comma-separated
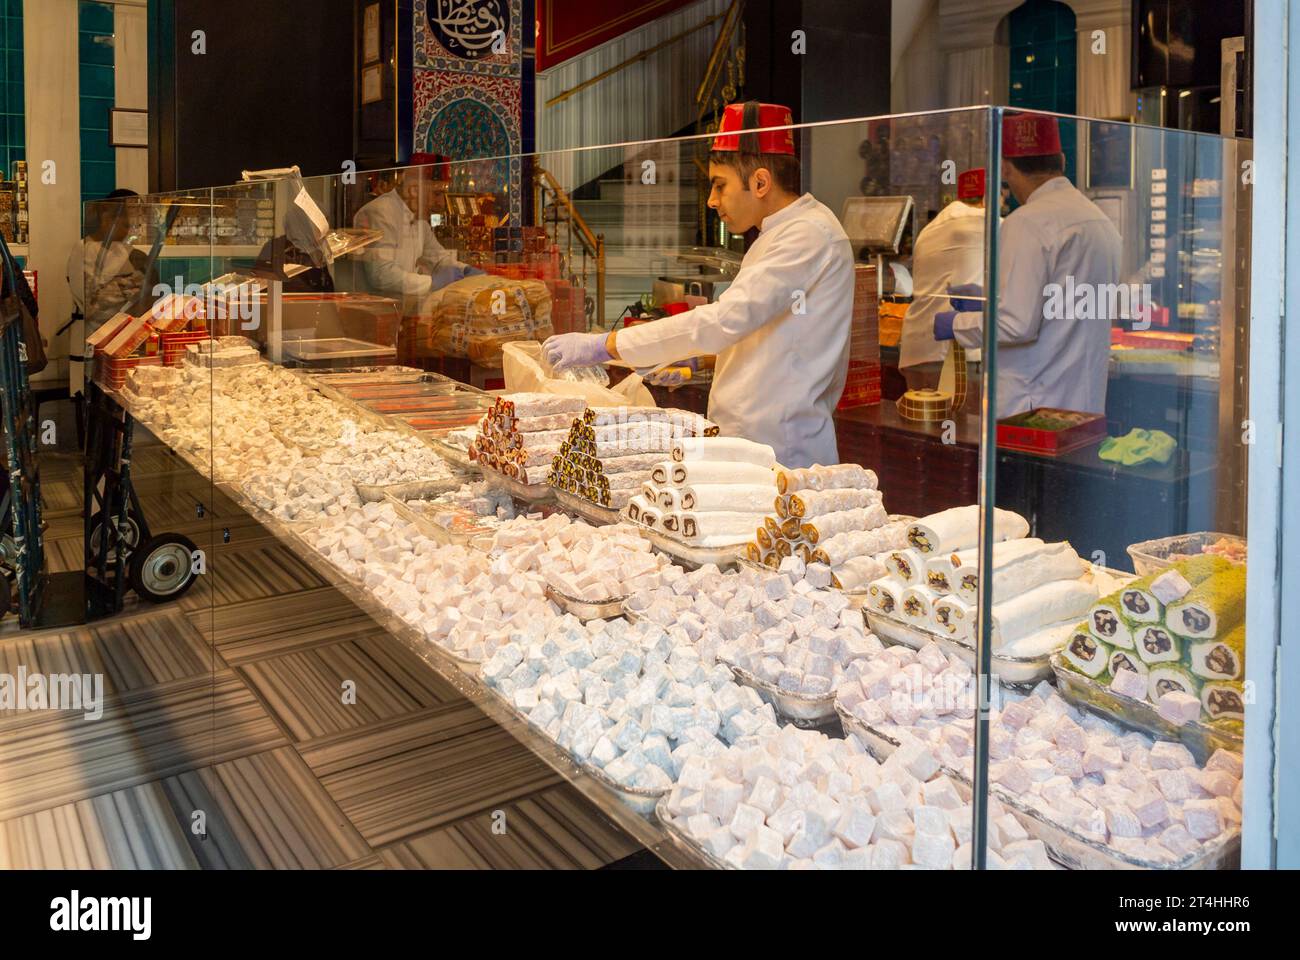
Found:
469,392 -> 586,485
630,436 -> 777,547
420,274 -> 554,365
549,407 -> 718,510
1065,553 -> 1247,728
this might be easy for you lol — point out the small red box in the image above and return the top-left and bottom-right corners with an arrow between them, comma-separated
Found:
97,353 -> 161,390
837,360 -> 882,409
996,408 -> 1107,456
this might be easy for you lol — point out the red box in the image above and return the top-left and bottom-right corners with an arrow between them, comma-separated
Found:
837,360 -> 882,409
160,330 -> 211,366
97,353 -> 161,390
996,408 -> 1108,456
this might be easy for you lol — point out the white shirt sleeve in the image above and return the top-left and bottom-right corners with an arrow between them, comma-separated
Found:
356,199 -> 433,299
617,220 -> 831,368
952,215 -> 1051,350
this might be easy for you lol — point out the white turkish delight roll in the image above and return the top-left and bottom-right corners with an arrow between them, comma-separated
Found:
988,579 -> 1099,650
932,595 -> 974,640
670,436 -> 776,467
867,577 -> 904,617
679,483 -> 777,513
900,584 -> 940,625
785,487 -> 882,519
905,505 -> 1029,555
776,463 -> 878,494
677,511 -> 768,543
800,504 -> 888,544
884,548 -> 925,586
951,539 -> 1081,605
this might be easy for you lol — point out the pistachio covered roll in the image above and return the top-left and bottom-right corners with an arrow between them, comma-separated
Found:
1200,680 -> 1246,721
1147,665 -> 1201,702
1063,626 -> 1111,678
1087,594 -> 1140,650
1115,573 -> 1163,624
1166,566 -> 1247,640
1187,624 -> 1245,680
867,577 -> 903,616
1107,647 -> 1149,678
1135,623 -> 1183,665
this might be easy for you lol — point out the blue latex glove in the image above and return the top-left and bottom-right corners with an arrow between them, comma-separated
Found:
646,357 -> 699,388
542,332 -> 611,371
948,282 -> 984,314
933,310 -> 957,342
460,265 -> 485,278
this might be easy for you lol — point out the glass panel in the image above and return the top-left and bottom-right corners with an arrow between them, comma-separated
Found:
95,105 -> 1262,870
980,109 -> 1252,869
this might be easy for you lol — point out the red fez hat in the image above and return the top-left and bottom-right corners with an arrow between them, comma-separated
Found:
957,168 -> 985,200
1002,113 -> 1062,158
409,151 -> 451,180
713,101 -> 796,156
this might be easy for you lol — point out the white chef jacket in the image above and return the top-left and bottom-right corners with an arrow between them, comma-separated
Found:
353,189 -> 462,302
900,199 -> 989,369
617,193 -> 854,468
952,177 -> 1121,418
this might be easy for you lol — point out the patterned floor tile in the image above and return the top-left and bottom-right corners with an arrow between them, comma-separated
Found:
237,633 -> 460,742
299,703 -> 562,847
0,781 -> 199,869
0,671 -> 286,821
157,747 -> 372,869
189,587 -> 377,663
378,785 -> 642,869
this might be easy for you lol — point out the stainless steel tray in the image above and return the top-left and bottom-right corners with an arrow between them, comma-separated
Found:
425,437 -> 480,472
1050,653 -> 1243,765
553,488 -> 623,527
867,609 -> 1055,688
728,664 -> 838,727
480,466 -> 556,504
620,511 -> 745,570
384,492 -> 501,547
543,583 -> 628,622
1126,531 -> 1247,576
655,797 -> 734,870
833,701 -> 1241,869
354,476 -> 465,503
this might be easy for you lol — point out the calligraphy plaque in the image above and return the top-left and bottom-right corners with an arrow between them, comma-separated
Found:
425,0 -> 510,60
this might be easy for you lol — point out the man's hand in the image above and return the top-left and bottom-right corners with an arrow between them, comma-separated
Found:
933,311 -> 957,341
645,357 -> 698,388
542,332 -> 612,371
948,282 -> 984,314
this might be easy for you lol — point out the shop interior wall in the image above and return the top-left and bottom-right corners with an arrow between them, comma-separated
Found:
149,0 -> 354,191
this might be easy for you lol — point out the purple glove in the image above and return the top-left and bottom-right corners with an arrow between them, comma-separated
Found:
459,265 -> 485,278
646,357 -> 699,387
934,310 -> 957,341
948,282 -> 984,314
542,332 -> 611,371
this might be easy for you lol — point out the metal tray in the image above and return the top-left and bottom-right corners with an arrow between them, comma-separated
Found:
384,493 -> 501,547
1126,531 -> 1247,576
543,583 -> 628,622
834,700 -> 1241,869
480,467 -> 556,504
736,557 -> 871,611
281,337 -> 398,363
1050,653 -> 1243,765
728,663 -> 839,727
553,488 -> 623,527
654,798 -> 735,870
620,511 -> 745,570
354,476 -> 465,504
867,609 -> 1055,688
424,437 -> 480,472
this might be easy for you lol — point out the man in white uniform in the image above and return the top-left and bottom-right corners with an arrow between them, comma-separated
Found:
353,161 -> 480,312
66,189 -> 151,327
541,102 -> 854,468
899,167 -> 989,389
935,113 -> 1122,418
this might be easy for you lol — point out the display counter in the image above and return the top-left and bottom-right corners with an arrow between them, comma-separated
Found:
96,105 -> 1265,869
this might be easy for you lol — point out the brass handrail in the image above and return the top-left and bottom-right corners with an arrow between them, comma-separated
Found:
695,0 -> 745,112
533,166 -> 606,328
545,10 -> 729,108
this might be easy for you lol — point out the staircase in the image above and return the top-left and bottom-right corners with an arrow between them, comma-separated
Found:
570,152 -> 703,325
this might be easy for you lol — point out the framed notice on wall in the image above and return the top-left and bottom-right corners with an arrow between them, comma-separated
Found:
361,64 -> 384,105
110,108 -> 148,148
363,4 -> 381,63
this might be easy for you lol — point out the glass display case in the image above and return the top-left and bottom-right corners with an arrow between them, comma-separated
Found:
93,105 -> 1269,870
